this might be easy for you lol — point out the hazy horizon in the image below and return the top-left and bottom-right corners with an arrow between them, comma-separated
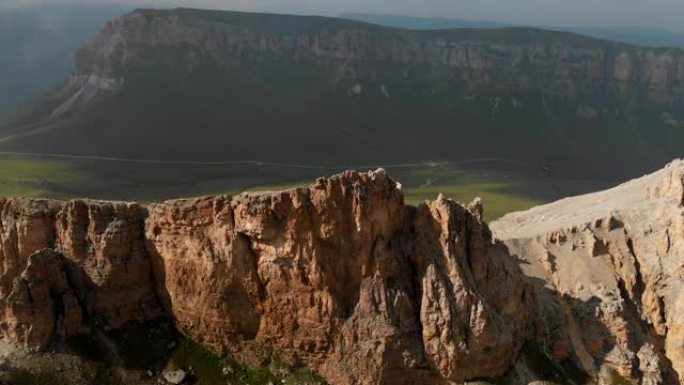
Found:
1,0 -> 684,33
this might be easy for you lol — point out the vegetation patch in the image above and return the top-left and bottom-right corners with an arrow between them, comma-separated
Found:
0,156 -> 80,198
9,368 -> 74,385
403,182 -> 539,221
0,154 -> 606,223
170,337 -> 327,385
7,362 -> 129,385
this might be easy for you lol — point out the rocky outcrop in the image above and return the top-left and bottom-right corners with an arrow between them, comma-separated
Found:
491,159 -> 684,384
0,199 -> 161,348
0,170 -> 531,384
146,170 -> 532,384
1,164 -> 683,384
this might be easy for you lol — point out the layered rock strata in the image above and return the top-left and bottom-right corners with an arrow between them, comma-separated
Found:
79,9 -> 684,106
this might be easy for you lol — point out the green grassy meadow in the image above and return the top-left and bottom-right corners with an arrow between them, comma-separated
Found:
403,182 -> 539,221
242,180 -> 539,221
0,157 -> 82,198
0,155 -> 605,221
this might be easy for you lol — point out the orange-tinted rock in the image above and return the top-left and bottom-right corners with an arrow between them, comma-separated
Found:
2,249 -> 81,348
146,170 -> 532,384
0,198 -> 161,349
2,162 -> 683,385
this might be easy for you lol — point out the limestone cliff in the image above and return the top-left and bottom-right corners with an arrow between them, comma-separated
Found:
0,165 -> 683,384
146,171 -> 532,384
6,8 -> 684,181
492,159 -> 684,384
75,9 -> 684,107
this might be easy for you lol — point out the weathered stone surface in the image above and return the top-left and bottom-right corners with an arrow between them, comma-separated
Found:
2,249 -> 81,348
492,159 -> 684,384
146,170 -> 531,384
0,199 -> 161,349
0,163 -> 683,384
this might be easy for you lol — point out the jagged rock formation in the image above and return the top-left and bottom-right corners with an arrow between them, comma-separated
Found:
491,159 -> 684,384
146,171 -> 532,384
0,199 -> 162,347
3,8 -> 684,180
0,164 -> 683,384
0,170 -> 532,384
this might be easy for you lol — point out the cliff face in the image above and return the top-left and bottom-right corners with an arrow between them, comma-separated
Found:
146,171 -> 532,384
0,170 -> 532,384
0,199 -> 161,347
0,165 -> 683,384
492,159 -> 684,384
75,9 -> 684,106
5,8 -> 684,181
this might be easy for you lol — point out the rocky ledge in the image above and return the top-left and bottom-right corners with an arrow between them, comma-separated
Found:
0,163 -> 683,385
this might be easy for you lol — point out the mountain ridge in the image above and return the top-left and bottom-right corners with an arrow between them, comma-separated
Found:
2,7 -> 684,181
341,12 -> 684,48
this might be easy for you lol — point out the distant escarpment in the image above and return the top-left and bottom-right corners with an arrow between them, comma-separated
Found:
1,163 -> 684,384
2,8 -> 684,180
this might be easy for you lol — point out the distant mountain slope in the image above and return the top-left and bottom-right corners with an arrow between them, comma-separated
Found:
2,8 -> 684,181
0,4 -> 131,109
342,13 -> 684,48
340,13 -> 510,30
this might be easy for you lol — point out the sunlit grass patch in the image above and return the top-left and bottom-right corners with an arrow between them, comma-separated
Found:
404,182 -> 540,222
244,182 -> 308,193
0,156 -> 82,198
393,163 -> 546,221
170,337 -> 327,385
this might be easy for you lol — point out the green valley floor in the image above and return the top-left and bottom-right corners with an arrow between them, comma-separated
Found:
0,154 -> 607,221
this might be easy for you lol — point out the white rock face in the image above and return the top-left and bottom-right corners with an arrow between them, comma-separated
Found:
50,75 -> 122,119
491,159 -> 684,384
162,368 -> 187,384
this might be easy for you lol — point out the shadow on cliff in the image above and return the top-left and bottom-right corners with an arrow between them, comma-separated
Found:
144,239 -> 175,324
382,203 -> 610,384
422,230 -> 608,385
491,243 -> 611,385
57,255 -> 180,373
491,241 -> 680,385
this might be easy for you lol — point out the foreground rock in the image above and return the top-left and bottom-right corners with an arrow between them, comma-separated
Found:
0,199 -> 161,347
146,170 -> 532,384
0,163 -> 683,384
491,159 -> 684,384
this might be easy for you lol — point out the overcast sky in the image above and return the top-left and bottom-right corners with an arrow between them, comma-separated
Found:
3,0 -> 684,32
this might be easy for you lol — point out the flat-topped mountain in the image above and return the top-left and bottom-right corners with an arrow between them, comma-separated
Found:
0,160 -> 683,384
2,8 -> 684,180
